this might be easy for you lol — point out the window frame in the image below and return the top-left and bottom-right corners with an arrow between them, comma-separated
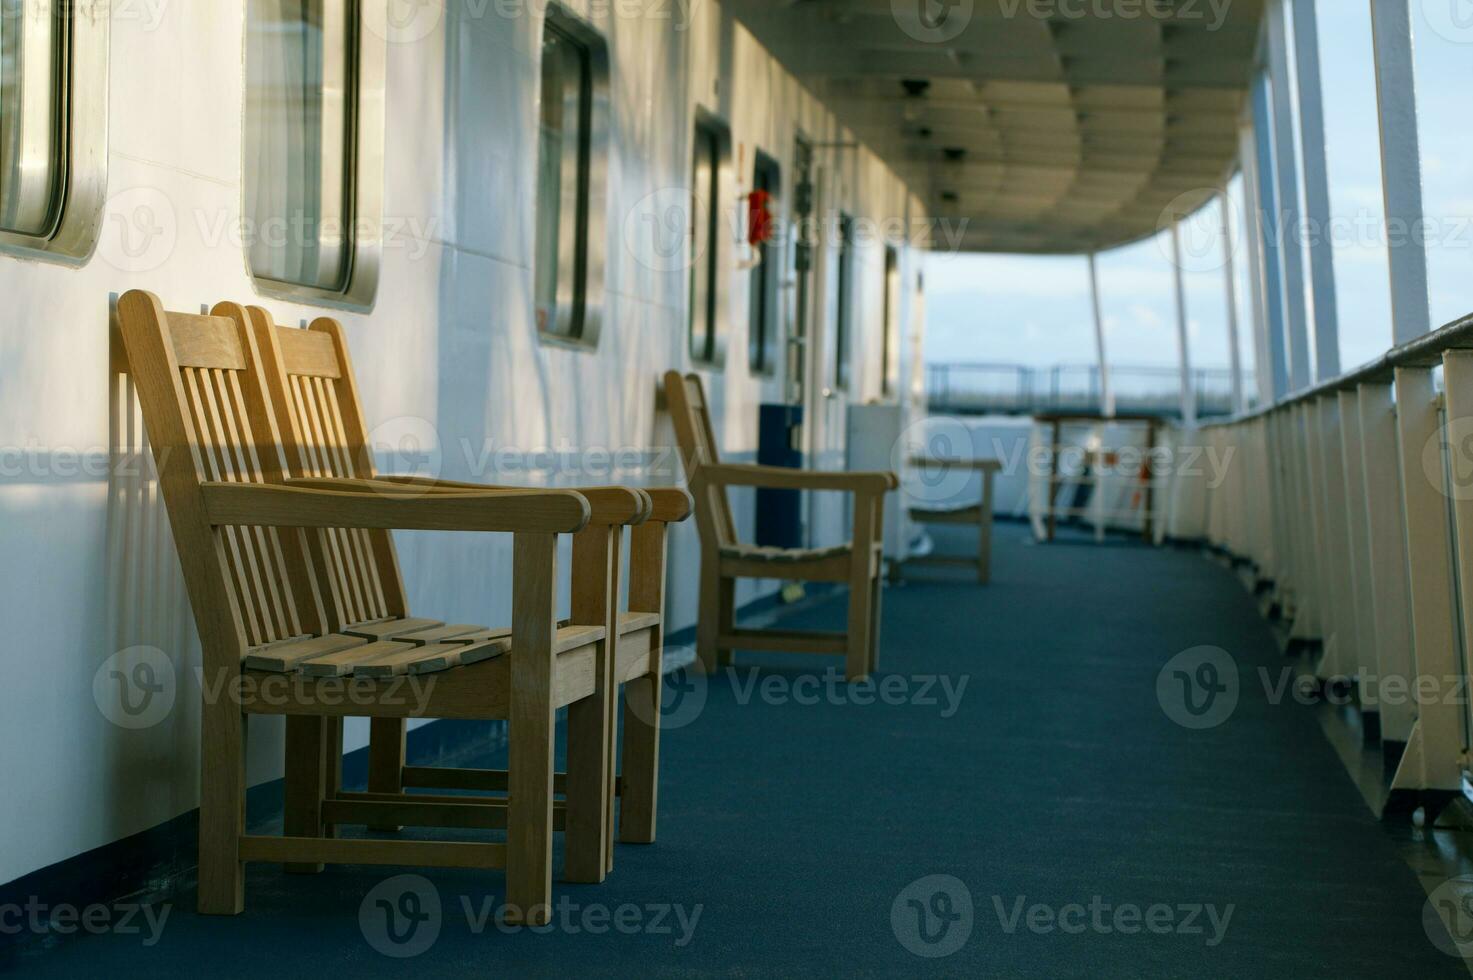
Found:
688,109 -> 731,367
747,149 -> 781,376
832,212 -> 855,390
0,0 -> 108,262
243,0 -> 387,311
534,3 -> 610,349
880,244 -> 900,398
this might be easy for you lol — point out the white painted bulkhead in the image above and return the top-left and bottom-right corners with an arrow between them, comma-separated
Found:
0,0 -> 928,886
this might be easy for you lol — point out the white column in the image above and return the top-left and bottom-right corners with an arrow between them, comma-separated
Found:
1251,78 -> 1292,401
1369,0 -> 1432,344
1238,122 -> 1275,407
1291,0 -> 1340,379
1088,252 -> 1115,418
1266,0 -> 1313,389
1219,191 -> 1245,414
1171,223 -> 1196,427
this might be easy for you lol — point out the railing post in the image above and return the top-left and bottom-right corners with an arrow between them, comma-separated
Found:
1389,364 -> 1463,808
1370,0 -> 1431,347
1312,396 -> 1359,684
1266,0 -> 1312,390
1356,381 -> 1417,750
1292,0 -> 1340,379
1336,390 -> 1377,727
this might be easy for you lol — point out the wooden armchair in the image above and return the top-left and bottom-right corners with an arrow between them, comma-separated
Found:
119,289 -> 619,925
663,372 -> 896,681
236,305 -> 692,871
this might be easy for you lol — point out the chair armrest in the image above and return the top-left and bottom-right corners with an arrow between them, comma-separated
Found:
201,482 -> 591,534
293,476 -> 650,526
643,486 -> 694,522
702,464 -> 897,493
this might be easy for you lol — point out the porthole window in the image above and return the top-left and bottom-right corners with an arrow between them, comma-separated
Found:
244,0 -> 386,308
0,0 -> 108,260
833,213 -> 855,389
534,4 -> 609,346
748,151 -> 781,375
689,113 -> 731,366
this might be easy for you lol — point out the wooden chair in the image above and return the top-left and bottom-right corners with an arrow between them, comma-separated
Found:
902,456 -> 1001,584
663,372 -> 896,681
237,305 -> 691,872
119,289 -> 626,924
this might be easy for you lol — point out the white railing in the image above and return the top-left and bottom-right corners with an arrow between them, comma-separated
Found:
1203,312 -> 1473,817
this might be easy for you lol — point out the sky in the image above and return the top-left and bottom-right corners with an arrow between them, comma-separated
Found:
923,1 -> 1473,385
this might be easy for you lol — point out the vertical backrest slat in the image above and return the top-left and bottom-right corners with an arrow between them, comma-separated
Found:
204,366 -> 289,641
224,369 -> 304,638
308,318 -> 409,617
319,377 -> 389,614
296,373 -> 371,622
290,371 -> 361,624
117,291 -> 328,669
242,306 -> 410,631
213,368 -> 294,640
664,371 -> 735,547
184,366 -> 268,647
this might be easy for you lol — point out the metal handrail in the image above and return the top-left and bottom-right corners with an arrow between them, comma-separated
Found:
1204,310 -> 1473,428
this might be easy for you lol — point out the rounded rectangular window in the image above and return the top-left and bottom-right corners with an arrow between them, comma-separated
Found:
833,213 -> 855,390
689,112 -> 731,366
245,0 -> 385,308
0,0 -> 108,260
748,151 -> 781,375
535,5 -> 609,346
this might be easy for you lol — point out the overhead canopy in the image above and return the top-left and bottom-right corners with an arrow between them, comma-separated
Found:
726,0 -> 1263,254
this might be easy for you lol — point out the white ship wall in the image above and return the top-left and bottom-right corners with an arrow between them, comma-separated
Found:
0,1 -> 927,885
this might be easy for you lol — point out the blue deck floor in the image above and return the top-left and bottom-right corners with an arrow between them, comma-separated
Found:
7,525 -> 1467,977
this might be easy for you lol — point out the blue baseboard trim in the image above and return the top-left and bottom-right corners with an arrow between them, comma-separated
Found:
0,580 -> 839,940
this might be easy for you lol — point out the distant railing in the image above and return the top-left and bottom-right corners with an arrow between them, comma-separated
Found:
925,362 -> 1253,419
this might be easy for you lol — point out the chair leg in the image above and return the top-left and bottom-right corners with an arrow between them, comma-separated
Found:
979,473 -> 995,585
563,641 -> 611,884
697,561 -> 721,674
867,571 -> 884,676
505,532 -> 558,927
198,703 -> 246,915
619,669 -> 661,844
283,715 -> 328,874
366,717 -> 406,832
846,564 -> 874,682
716,577 -> 736,667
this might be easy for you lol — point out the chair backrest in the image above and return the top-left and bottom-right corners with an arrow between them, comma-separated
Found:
116,290 -> 326,667
232,306 -> 409,632
663,371 -> 735,548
